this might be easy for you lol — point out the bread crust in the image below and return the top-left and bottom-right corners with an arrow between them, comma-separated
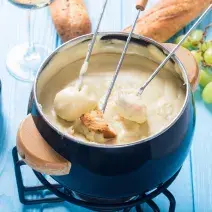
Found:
124,0 -> 212,42
50,0 -> 91,42
80,110 -> 116,139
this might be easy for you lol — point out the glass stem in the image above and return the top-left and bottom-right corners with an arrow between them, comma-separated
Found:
26,9 -> 35,57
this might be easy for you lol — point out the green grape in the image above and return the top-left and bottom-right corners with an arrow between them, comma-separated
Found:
200,41 -> 212,52
174,35 -> 192,49
190,30 -> 204,46
199,70 -> 212,87
203,47 -> 212,65
202,82 -> 212,104
191,50 -> 203,64
174,35 -> 184,44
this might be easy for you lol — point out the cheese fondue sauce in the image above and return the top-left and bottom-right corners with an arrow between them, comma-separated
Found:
39,53 -> 186,145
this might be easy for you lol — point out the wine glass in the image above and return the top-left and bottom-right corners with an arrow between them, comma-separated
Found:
6,0 -> 54,82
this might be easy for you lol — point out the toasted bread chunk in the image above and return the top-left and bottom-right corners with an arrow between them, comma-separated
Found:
80,110 -> 116,139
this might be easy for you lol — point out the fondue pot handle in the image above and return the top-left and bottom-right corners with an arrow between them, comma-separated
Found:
136,0 -> 148,10
161,43 -> 199,92
16,114 -> 71,176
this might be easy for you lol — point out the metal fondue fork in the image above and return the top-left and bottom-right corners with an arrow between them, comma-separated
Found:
77,0 -> 109,90
101,3 -> 212,112
136,4 -> 212,96
101,0 -> 148,112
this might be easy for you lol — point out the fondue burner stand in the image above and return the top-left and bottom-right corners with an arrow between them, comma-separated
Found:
12,147 -> 180,212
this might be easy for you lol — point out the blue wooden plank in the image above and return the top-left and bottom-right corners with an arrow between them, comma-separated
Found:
191,87 -> 212,211
184,12 -> 212,212
190,93 -> 212,211
85,0 -> 122,32
0,2 -> 58,212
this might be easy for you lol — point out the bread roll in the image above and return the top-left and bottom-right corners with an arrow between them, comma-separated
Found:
124,0 -> 212,42
50,0 -> 91,42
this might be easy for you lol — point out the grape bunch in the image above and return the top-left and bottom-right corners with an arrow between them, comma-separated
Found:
175,25 -> 212,104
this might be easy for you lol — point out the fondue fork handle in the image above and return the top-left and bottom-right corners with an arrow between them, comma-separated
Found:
77,0 -> 109,90
137,4 -> 212,96
101,1 -> 148,112
136,0 -> 148,10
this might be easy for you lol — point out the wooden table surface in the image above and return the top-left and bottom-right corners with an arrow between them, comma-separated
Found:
0,0 -> 211,211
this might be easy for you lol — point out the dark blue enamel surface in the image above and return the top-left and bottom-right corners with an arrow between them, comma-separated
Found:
27,34 -> 196,199
28,89 -> 195,198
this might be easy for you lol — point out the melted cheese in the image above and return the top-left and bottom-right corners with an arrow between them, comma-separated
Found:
40,53 -> 186,145
54,85 -> 97,121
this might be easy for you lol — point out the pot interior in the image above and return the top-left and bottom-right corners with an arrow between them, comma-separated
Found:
35,33 -> 189,147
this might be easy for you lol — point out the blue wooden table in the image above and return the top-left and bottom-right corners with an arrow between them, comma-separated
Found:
0,0 -> 211,211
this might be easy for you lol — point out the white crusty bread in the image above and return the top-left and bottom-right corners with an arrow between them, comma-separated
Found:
17,114 -> 71,176
80,110 -> 116,139
50,0 -> 91,42
124,0 -> 212,42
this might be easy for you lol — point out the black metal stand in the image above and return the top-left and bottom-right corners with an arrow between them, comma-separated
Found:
12,147 -> 63,205
12,147 -> 178,212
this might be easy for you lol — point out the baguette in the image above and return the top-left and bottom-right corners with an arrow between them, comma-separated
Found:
124,0 -> 212,42
50,0 -> 91,42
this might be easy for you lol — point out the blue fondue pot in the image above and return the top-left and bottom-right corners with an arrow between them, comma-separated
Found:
27,33 -> 196,199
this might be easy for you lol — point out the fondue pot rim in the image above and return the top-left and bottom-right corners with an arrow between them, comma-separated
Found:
33,32 -> 190,149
